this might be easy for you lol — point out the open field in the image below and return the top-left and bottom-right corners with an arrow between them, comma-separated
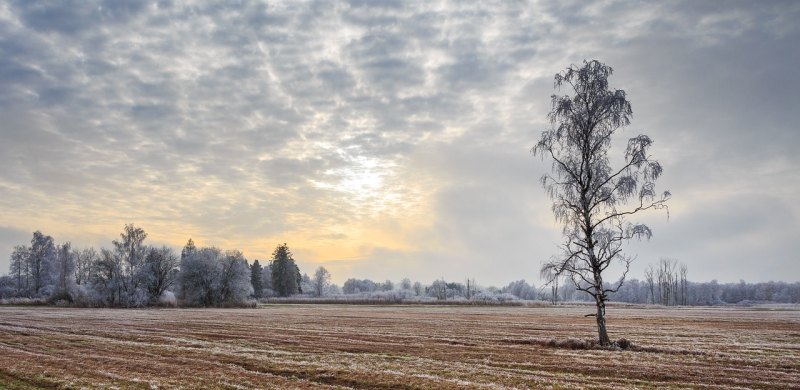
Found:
0,305 -> 798,389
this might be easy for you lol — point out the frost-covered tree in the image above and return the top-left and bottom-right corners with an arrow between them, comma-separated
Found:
260,263 -> 275,297
178,246 -> 252,306
270,244 -> 301,297
326,283 -> 341,296
250,260 -> 264,298
533,60 -> 670,346
342,278 -> 356,294
312,266 -> 331,297
300,273 -> 314,295
91,248 -> 122,306
181,238 -> 197,260
503,280 -> 537,300
413,281 -> 423,296
342,278 -> 378,294
428,279 -> 448,300
679,263 -> 688,306
179,247 -> 221,306
644,264 -> 656,304
51,242 -> 76,300
657,258 -> 678,306
139,246 -> 179,303
540,267 -> 560,304
74,247 -> 98,286
0,275 -> 14,299
113,224 -> 147,298
400,278 -> 412,291
9,245 -> 30,296
29,231 -> 56,296
114,224 -> 147,267
218,250 -> 252,305
96,224 -> 152,306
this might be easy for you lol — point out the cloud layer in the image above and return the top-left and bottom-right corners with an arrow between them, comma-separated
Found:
1,0 -> 798,285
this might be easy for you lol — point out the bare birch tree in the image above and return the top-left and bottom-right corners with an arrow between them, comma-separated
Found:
534,60 -> 670,346
679,263 -> 688,306
644,264 -> 656,305
657,258 -> 677,305
540,266 -> 560,304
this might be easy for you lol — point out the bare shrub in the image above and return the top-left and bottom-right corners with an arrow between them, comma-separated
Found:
157,291 -> 177,307
0,297 -> 48,306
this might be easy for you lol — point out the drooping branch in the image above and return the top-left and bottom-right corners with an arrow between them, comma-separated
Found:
591,191 -> 670,231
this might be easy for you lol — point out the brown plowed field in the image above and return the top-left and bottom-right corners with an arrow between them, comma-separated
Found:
0,305 -> 798,389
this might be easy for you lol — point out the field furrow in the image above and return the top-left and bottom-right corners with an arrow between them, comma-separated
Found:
0,305 -> 798,389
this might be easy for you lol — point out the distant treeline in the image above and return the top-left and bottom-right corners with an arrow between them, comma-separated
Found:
0,225 -> 305,307
607,278 -> 800,306
583,258 -> 800,305
2,225 -> 799,307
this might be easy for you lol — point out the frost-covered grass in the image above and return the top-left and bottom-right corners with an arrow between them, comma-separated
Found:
0,297 -> 48,306
263,294 -> 550,306
0,305 -> 798,389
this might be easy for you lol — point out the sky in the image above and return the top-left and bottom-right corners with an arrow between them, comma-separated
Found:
1,0 -> 798,286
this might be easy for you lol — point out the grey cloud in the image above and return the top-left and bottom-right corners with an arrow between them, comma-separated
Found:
340,133 -> 413,157
244,3 -> 290,29
0,0 -> 798,285
346,0 -> 404,10
627,193 -> 800,283
260,157 -> 334,187
439,53 -> 511,91
11,1 -> 108,35
346,33 -> 425,93
316,61 -> 357,92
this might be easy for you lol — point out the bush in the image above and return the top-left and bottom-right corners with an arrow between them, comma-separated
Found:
68,284 -> 106,307
157,291 -> 177,307
47,291 -> 74,305
616,338 -> 633,350
471,292 -> 519,304
560,338 -> 596,349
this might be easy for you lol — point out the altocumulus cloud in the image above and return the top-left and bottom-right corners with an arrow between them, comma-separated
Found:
0,0 -> 798,284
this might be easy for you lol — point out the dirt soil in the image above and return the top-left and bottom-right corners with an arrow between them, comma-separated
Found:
0,305 -> 798,389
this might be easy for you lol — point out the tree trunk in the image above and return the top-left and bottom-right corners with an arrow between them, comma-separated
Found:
592,266 -> 611,346
595,298 -> 610,346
